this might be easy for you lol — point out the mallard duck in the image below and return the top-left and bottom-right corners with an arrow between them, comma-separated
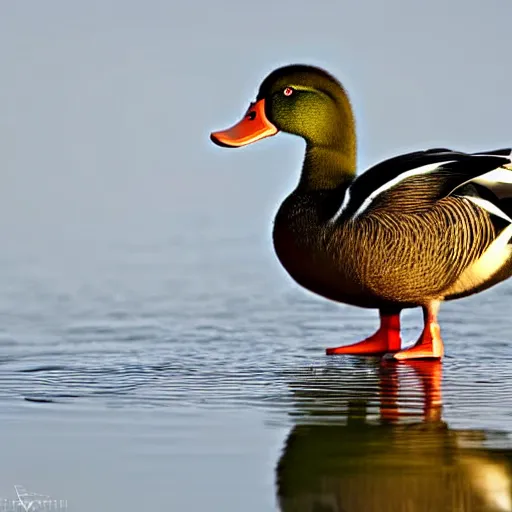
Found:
210,64 -> 512,361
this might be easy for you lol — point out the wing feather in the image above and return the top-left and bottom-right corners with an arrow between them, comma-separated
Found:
330,148 -> 512,222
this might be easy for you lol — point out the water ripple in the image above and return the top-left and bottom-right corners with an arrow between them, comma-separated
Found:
0,237 -> 511,440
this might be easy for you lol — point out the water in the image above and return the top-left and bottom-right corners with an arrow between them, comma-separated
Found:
1,217 -> 512,512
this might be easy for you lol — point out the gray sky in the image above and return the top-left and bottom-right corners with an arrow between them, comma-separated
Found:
1,0 -> 511,250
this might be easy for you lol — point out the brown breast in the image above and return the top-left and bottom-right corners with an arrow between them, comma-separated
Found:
272,206 -> 388,309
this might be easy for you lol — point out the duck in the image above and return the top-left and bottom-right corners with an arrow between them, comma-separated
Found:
210,64 -> 512,361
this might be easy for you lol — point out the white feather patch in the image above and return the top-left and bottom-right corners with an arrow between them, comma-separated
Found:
445,222 -> 512,296
474,168 -> 512,185
329,188 -> 351,223
464,196 -> 512,223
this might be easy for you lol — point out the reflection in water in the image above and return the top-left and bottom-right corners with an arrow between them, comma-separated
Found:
277,361 -> 512,512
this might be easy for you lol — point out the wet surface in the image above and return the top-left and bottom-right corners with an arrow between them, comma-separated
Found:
0,230 -> 512,511
278,361 -> 512,512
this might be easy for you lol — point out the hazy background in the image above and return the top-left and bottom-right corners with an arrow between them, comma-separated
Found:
2,0 -> 511,254
1,1 -> 512,511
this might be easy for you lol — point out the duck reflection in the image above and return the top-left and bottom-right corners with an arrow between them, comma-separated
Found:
277,361 -> 512,512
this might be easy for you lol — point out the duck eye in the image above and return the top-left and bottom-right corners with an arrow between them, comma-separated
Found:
283,87 -> 294,97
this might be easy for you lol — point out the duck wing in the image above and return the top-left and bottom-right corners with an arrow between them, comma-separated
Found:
333,148 -> 512,223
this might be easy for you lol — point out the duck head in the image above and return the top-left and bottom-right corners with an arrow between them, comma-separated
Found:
210,64 -> 355,151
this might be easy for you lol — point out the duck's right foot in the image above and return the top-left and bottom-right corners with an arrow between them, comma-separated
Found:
326,313 -> 401,356
386,323 -> 444,361
385,302 -> 444,361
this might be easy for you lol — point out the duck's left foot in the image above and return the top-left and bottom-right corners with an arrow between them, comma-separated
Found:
387,322 -> 444,361
326,313 -> 401,356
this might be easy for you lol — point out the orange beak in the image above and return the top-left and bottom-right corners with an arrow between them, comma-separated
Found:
210,99 -> 278,148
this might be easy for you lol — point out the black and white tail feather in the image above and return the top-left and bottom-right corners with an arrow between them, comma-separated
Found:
330,147 -> 512,230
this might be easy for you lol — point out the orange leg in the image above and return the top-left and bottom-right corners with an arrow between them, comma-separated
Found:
326,311 -> 401,355
389,301 -> 444,361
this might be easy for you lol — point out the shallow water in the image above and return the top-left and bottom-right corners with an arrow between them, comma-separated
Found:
1,224 -> 512,512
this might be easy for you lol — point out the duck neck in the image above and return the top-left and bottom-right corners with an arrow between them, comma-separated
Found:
299,144 -> 356,191
282,143 -> 356,224
298,84 -> 356,191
